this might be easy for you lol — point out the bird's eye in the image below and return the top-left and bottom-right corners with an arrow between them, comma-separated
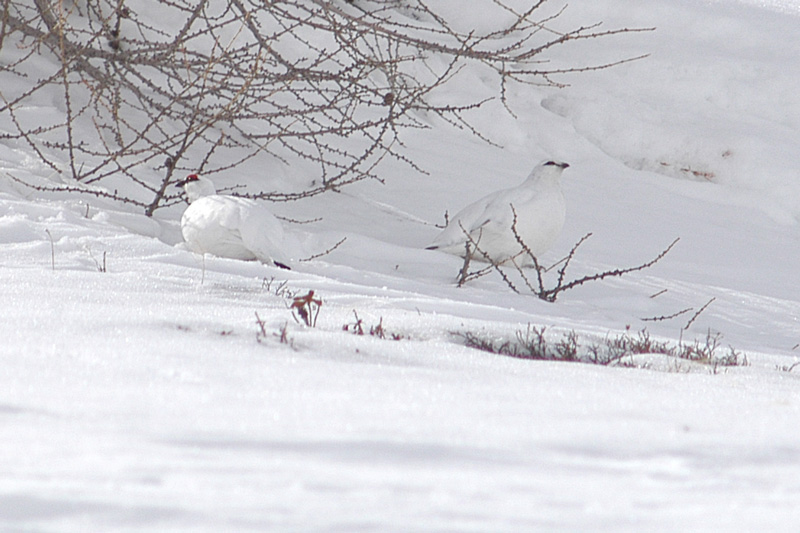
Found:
544,161 -> 556,166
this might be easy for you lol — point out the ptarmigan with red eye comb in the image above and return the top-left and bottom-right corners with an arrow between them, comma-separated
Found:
175,174 -> 291,269
426,160 -> 569,266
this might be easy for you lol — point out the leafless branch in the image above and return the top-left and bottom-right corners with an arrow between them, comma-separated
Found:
455,207 -> 679,302
3,1 -> 651,214
683,297 -> 716,330
300,237 -> 348,262
641,307 -> 692,322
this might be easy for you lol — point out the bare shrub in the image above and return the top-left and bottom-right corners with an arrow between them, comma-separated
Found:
456,206 -> 678,302
460,325 -> 748,370
460,325 -> 578,362
3,1 -> 649,214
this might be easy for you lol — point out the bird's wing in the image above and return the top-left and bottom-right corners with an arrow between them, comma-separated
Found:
180,197 -> 256,259
189,196 -> 245,231
430,186 -> 540,250
460,190 -> 524,231
235,199 -> 290,265
427,196 -> 495,249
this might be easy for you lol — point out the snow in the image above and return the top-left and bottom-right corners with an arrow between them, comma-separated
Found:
2,0 -> 800,531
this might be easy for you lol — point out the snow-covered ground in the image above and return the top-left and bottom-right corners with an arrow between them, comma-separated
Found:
2,0 -> 800,531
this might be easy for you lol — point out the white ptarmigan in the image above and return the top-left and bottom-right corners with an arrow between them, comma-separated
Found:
176,174 -> 291,269
426,160 -> 569,266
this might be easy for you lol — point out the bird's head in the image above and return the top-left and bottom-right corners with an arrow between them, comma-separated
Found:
174,173 -> 200,188
175,173 -> 216,203
542,160 -> 570,171
526,160 -> 570,184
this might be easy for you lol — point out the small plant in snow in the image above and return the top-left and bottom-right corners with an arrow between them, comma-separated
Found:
274,321 -> 294,348
262,277 -> 297,300
86,246 -> 107,273
259,282 -> 323,331
515,325 -> 553,360
290,291 -> 323,327
255,314 -> 294,348
343,310 -> 367,336
597,327 -> 676,365
44,229 -> 55,271
459,325 -> 748,371
343,310 -> 404,341
776,361 -> 800,373
255,312 -> 269,344
554,330 -> 581,362
709,346 -> 746,374
460,325 -> 576,362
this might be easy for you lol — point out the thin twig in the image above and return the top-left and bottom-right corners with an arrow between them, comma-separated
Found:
541,238 -> 680,302
44,229 -> 55,271
683,297 -> 716,331
457,222 -> 520,293
641,307 -> 692,322
300,237 -> 348,262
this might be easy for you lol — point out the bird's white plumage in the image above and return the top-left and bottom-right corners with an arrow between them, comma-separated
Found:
178,175 -> 290,267
427,160 -> 569,266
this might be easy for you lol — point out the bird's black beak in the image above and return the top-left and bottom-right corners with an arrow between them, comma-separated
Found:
174,178 -> 189,188
560,162 -> 570,169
